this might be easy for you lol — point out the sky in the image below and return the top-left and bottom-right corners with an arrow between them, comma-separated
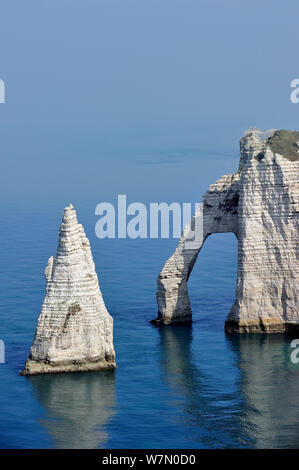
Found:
0,0 -> 298,210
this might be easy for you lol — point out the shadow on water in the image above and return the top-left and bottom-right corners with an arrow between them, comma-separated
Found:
226,333 -> 299,449
27,370 -> 116,449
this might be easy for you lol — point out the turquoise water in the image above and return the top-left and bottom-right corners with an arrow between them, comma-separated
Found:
0,203 -> 298,449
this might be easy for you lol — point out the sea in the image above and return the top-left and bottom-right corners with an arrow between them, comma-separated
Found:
0,143 -> 298,449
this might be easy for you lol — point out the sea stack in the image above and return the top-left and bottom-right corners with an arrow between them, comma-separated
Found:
153,129 -> 299,332
22,204 -> 116,375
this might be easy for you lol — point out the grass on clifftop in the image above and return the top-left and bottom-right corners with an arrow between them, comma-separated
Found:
268,130 -> 299,161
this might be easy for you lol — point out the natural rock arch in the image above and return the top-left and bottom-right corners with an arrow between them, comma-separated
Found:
152,129 -> 299,333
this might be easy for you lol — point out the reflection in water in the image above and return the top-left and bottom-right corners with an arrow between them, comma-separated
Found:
158,326 -> 299,448
28,370 -> 116,448
227,334 -> 299,449
26,331 -> 299,449
158,326 -> 247,448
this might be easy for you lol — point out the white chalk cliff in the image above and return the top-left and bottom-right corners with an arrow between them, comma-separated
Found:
153,129 -> 299,332
22,204 -> 116,375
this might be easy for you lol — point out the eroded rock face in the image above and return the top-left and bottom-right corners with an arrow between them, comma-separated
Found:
153,129 -> 299,332
22,204 -> 116,375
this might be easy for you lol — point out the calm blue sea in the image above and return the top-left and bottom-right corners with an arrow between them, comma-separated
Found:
1,0 -> 299,449
0,147 -> 298,449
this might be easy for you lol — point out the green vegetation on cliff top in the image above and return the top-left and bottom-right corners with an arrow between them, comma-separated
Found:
268,130 -> 299,161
